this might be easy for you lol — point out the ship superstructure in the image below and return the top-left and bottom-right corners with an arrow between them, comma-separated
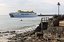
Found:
9,10 -> 37,18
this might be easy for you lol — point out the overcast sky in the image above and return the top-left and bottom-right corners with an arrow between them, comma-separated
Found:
0,0 -> 64,15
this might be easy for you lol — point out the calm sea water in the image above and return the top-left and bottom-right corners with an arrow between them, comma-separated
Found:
0,15 -> 52,31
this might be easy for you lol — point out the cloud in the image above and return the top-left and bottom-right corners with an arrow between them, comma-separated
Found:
0,0 -> 64,15
0,3 -> 7,6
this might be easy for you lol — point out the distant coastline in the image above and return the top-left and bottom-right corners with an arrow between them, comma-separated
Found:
38,14 -> 62,16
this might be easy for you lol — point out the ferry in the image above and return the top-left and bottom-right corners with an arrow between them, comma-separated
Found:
9,10 -> 37,18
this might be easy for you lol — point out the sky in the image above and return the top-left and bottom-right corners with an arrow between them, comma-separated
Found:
0,0 -> 64,15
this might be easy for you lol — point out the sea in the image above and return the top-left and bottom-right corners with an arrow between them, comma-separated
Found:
0,15 -> 52,32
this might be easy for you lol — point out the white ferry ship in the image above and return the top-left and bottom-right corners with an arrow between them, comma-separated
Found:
9,10 -> 37,18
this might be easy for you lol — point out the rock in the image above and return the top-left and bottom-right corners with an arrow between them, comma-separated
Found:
35,22 -> 48,32
4,34 -> 8,36
7,38 -> 12,40
12,36 -> 17,40
0,34 -> 3,37
10,31 -> 16,34
2,31 -> 9,33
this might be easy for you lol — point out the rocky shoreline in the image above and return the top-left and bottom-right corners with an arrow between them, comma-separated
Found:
0,31 -> 16,42
0,25 -> 38,42
1,15 -> 64,42
0,27 -> 36,42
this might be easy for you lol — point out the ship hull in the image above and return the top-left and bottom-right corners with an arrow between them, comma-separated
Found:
9,13 -> 37,18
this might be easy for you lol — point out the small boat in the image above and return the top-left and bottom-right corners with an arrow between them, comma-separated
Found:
9,10 -> 37,18
20,19 -> 22,21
